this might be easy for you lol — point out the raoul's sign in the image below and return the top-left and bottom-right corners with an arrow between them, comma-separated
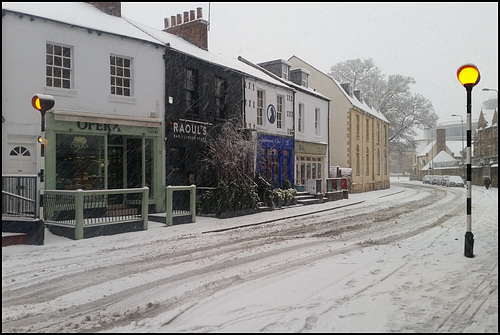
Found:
169,119 -> 210,141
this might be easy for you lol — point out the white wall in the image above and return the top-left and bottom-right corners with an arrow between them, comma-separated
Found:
2,12 -> 165,174
244,78 -> 294,136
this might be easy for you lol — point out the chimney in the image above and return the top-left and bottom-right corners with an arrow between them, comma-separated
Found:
340,83 -> 352,97
353,90 -> 362,102
436,128 -> 446,154
163,7 -> 208,49
86,2 -> 121,17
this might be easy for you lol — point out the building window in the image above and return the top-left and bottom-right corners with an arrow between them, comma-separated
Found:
215,77 -> 227,119
301,72 -> 308,87
257,89 -> 264,125
366,147 -> 370,175
315,108 -> 320,136
46,43 -> 72,89
110,55 -> 132,96
277,95 -> 284,129
356,145 -> 360,176
356,115 -> 360,139
377,123 -> 380,144
298,103 -> 304,133
377,148 -> 381,175
366,119 -> 370,141
10,146 -> 31,157
282,64 -> 289,80
185,68 -> 198,115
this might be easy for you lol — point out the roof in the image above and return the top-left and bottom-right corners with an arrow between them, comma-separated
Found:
2,2 -> 292,91
421,150 -> 459,170
2,2 -> 162,45
288,55 -> 389,123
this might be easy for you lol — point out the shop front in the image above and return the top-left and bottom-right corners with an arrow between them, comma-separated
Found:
295,140 -> 327,194
44,110 -> 164,212
257,134 -> 294,189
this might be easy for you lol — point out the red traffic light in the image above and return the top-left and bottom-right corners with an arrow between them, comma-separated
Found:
31,94 -> 55,113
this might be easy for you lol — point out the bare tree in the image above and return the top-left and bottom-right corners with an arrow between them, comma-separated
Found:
328,58 -> 438,148
200,120 -> 257,185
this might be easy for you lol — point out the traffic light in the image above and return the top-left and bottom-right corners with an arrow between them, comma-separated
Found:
31,94 -> 55,113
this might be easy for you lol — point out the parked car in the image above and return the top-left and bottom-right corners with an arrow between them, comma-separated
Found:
431,176 -> 443,185
441,175 -> 450,186
447,176 -> 465,187
422,175 -> 432,184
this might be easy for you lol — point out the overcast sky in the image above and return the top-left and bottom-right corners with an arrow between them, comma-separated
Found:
121,2 -> 498,125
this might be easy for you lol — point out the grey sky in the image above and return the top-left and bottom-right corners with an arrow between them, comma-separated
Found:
121,2 -> 498,125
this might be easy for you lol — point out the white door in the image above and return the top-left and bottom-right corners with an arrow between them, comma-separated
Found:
7,144 -> 36,174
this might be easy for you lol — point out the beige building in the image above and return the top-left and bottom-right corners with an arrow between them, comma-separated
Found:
288,56 -> 390,193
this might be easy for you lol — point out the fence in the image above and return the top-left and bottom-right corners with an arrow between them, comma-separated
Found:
2,174 -> 39,218
165,185 -> 196,226
43,187 -> 149,240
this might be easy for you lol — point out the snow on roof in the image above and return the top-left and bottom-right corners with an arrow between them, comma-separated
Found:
421,150 -> 459,170
2,2 -> 292,91
288,55 -> 388,123
446,140 -> 464,158
417,140 -> 435,157
2,2 -> 162,45
331,76 -> 389,123
125,18 -> 292,90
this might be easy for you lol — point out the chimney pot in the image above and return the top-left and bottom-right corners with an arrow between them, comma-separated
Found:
164,17 -> 169,29
197,7 -> 202,19
183,11 -> 189,23
190,10 -> 195,21
171,15 -> 176,26
177,14 -> 182,24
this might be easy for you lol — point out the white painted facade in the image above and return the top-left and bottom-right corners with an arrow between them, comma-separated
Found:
2,3 -> 165,179
243,78 -> 294,135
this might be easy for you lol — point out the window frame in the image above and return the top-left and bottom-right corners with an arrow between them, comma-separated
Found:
257,89 -> 264,126
110,55 -> 132,97
46,42 -> 72,89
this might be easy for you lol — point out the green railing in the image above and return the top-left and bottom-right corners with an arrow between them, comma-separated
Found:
43,187 -> 149,239
165,185 -> 196,226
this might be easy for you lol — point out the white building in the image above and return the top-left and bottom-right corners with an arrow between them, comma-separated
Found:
2,2 -> 166,210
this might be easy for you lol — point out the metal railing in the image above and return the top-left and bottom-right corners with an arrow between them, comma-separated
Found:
43,187 -> 149,239
2,174 -> 39,217
165,185 -> 196,226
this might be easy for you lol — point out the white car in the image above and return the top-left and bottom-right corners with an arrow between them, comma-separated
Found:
447,176 -> 465,187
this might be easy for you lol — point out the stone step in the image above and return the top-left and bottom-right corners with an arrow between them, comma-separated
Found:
296,197 -> 320,205
2,232 -> 28,247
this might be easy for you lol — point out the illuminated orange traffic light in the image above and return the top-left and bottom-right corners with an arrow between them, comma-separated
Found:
31,94 -> 55,113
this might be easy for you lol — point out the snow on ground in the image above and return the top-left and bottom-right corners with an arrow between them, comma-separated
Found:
2,177 -> 498,333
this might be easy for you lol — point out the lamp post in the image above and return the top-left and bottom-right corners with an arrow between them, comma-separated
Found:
451,114 -> 464,171
457,64 -> 480,258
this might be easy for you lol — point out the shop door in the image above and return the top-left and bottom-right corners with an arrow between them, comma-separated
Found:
126,138 -> 143,188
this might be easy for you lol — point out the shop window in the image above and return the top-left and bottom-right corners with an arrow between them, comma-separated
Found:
56,134 -> 104,190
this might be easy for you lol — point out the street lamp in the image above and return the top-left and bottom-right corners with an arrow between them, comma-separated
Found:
451,114 -> 464,168
457,64 -> 480,258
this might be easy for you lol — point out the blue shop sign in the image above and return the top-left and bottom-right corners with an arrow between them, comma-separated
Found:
259,134 -> 294,149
